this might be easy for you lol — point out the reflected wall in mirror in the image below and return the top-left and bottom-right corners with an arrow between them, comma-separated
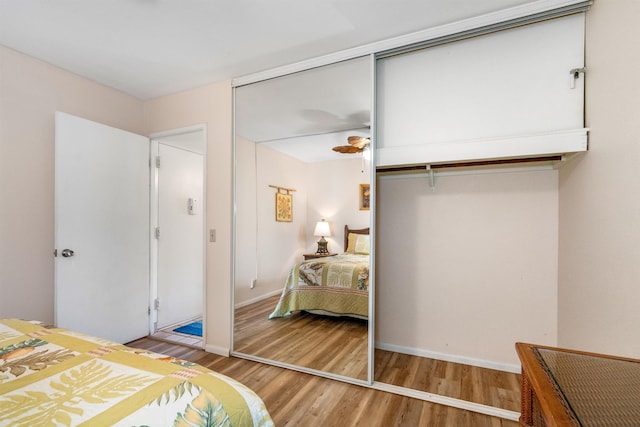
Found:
233,57 -> 372,381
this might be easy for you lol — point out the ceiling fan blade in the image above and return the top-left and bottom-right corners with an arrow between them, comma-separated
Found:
332,145 -> 362,154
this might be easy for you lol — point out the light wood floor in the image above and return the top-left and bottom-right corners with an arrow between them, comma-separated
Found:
129,337 -> 519,426
375,350 -> 521,412
235,294 -> 521,412
234,295 -> 368,380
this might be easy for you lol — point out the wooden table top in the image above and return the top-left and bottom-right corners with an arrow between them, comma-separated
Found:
516,342 -> 640,426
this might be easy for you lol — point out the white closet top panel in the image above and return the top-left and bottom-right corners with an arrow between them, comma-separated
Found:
376,14 -> 586,167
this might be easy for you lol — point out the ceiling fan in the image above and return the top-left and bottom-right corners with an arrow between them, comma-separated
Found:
332,136 -> 370,154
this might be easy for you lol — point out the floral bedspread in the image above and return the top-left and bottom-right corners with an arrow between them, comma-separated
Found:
0,319 -> 273,426
268,254 -> 369,319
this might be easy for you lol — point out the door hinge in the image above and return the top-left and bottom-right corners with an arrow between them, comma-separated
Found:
155,227 -> 160,239
147,306 -> 151,315
155,155 -> 161,168
154,298 -> 160,310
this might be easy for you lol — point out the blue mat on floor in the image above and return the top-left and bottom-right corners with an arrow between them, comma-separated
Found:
173,320 -> 202,337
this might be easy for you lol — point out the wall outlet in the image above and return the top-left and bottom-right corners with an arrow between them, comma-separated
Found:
250,279 -> 256,289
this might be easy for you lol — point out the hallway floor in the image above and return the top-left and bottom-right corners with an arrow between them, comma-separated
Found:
150,318 -> 203,348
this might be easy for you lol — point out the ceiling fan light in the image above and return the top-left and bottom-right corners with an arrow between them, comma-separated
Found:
348,136 -> 370,148
362,145 -> 371,160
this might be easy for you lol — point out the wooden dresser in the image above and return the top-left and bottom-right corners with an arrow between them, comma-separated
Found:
516,342 -> 640,426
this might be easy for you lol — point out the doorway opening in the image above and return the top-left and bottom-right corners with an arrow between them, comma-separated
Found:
149,126 -> 206,349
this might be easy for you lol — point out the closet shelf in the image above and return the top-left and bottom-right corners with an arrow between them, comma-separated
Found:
375,128 -> 588,170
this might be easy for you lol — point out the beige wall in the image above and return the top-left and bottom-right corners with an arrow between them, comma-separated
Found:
0,44 -> 234,354
0,45 -> 145,323
306,158 -> 371,253
377,169 -> 559,367
4,0 -> 638,366
558,0 -> 640,358
143,82 -> 232,354
235,142 -> 309,304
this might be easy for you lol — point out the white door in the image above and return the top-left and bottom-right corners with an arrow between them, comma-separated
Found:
154,136 -> 204,329
55,112 -> 150,343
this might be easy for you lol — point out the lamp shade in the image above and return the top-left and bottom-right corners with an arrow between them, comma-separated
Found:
314,219 -> 331,237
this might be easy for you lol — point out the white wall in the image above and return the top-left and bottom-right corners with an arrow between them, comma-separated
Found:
234,142 -> 309,304
254,145 -> 309,297
0,45 -> 145,323
558,0 -> 640,358
306,157 -> 371,254
376,169 -> 559,367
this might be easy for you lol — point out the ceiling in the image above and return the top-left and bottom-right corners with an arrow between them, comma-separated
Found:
0,0 -> 534,100
235,55 -> 371,162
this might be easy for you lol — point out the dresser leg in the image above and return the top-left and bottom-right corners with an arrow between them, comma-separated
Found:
520,368 -> 533,426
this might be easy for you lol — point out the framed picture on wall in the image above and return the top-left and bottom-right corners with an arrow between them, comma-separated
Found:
275,192 -> 293,222
359,184 -> 370,211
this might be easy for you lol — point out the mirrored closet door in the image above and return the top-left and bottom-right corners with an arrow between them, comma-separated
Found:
233,56 -> 373,382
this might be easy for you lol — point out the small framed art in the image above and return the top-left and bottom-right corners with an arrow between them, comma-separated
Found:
359,183 -> 370,211
275,192 -> 293,222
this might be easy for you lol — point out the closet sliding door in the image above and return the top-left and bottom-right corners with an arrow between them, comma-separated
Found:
376,13 -> 586,167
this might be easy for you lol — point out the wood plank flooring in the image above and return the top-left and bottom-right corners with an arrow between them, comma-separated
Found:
129,337 -> 519,427
234,294 -> 521,412
375,350 -> 521,412
234,294 -> 369,380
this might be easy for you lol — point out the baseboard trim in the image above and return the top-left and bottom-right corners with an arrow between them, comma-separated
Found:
376,342 -> 521,374
371,381 -> 520,422
234,289 -> 282,309
205,344 -> 229,357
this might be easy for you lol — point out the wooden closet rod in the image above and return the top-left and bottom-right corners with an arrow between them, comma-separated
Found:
376,155 -> 563,174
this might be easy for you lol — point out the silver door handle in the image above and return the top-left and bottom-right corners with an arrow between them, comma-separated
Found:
61,249 -> 75,258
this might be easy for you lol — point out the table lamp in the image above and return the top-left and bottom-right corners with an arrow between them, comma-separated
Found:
313,219 -> 331,254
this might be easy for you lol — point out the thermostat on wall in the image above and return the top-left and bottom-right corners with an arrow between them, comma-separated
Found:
188,198 -> 197,215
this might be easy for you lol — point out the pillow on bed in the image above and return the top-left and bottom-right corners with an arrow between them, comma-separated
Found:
346,233 -> 370,254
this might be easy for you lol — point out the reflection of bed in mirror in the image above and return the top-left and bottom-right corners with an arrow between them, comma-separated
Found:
233,225 -> 369,380
269,226 -> 370,320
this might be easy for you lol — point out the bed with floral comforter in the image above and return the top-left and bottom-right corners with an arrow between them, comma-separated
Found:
0,318 -> 273,426
268,253 -> 369,320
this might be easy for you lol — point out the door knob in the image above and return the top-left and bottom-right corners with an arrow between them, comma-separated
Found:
61,249 -> 75,258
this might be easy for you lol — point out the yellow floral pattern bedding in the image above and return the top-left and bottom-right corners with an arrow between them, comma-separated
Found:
0,319 -> 273,427
268,254 -> 369,319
